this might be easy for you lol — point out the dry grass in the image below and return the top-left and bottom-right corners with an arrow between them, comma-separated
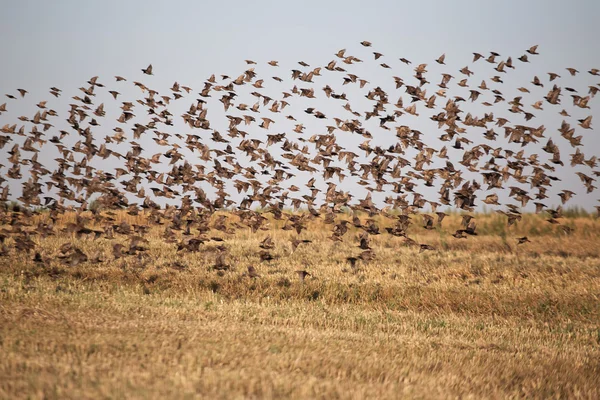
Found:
1,211 -> 600,399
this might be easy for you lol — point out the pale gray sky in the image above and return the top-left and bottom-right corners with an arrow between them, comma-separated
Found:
1,0 -> 599,211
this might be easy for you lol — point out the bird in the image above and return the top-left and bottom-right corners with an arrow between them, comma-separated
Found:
578,116 -> 592,129
296,270 -> 311,282
213,253 -> 230,271
247,265 -> 260,278
346,257 -> 359,270
259,235 -> 275,250
419,244 -> 435,253
141,64 -> 153,75
526,45 -> 539,55
259,251 -> 275,262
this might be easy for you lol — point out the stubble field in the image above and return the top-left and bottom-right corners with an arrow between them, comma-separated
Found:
1,211 -> 600,399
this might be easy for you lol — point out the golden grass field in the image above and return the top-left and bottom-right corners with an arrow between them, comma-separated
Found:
1,210 -> 600,399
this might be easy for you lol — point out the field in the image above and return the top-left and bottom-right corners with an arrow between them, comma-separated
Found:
1,210 -> 600,399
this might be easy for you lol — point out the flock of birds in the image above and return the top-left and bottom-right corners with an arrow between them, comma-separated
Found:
0,41 -> 599,278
